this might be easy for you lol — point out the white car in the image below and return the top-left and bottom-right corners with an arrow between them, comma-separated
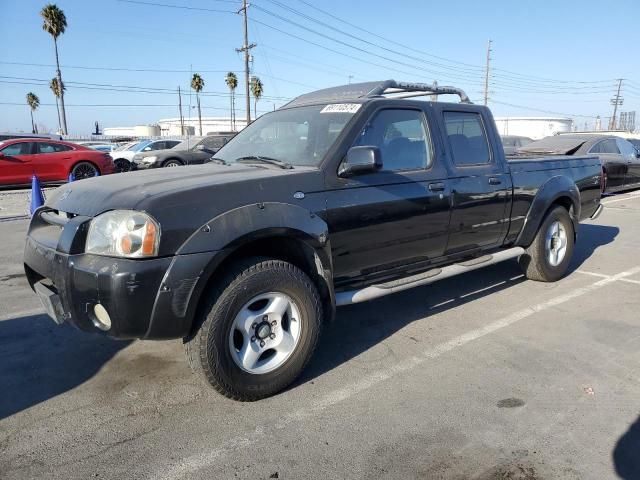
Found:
110,139 -> 182,172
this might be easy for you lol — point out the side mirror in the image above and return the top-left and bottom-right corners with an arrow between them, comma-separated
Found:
339,146 -> 382,177
0,152 -> 4,159
143,146 -> 151,151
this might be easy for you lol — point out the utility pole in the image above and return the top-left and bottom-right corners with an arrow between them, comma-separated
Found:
237,0 -> 256,126
609,78 -> 624,130
483,39 -> 492,106
178,86 -> 185,135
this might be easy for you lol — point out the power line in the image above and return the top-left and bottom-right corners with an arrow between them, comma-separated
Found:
116,0 -> 235,14
293,0 -> 617,86
490,100 -> 600,118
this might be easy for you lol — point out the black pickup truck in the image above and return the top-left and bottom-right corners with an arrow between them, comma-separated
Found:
24,81 -> 603,401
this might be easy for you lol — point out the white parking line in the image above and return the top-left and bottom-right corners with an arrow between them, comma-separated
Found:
575,269 -> 640,286
601,192 -> 640,205
158,265 -> 640,480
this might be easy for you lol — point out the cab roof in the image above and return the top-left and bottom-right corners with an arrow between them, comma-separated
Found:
282,80 -> 471,109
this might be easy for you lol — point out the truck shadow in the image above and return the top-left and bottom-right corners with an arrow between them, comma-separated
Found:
613,415 -> 640,479
298,223 -> 619,387
0,314 -> 131,420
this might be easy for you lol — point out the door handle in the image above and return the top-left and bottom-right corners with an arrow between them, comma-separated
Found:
489,177 -> 502,185
428,182 -> 445,192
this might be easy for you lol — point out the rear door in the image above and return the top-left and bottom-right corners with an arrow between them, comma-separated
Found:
590,139 -> 626,189
325,106 -> 452,287
0,141 -> 36,185
33,142 -> 74,181
439,109 -> 512,254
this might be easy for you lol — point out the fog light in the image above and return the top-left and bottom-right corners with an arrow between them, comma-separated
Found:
93,304 -> 112,331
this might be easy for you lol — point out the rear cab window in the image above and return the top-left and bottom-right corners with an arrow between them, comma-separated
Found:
443,111 -> 491,166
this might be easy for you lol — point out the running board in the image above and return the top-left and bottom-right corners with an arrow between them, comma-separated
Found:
335,247 -> 525,306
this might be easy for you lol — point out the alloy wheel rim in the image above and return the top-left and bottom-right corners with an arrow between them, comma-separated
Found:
228,292 -> 302,374
545,220 -> 568,267
73,163 -> 97,179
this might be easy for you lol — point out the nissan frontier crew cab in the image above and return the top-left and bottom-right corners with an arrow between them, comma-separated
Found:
24,80 -> 603,401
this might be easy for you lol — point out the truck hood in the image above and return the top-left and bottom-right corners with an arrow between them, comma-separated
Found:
46,163 -> 312,217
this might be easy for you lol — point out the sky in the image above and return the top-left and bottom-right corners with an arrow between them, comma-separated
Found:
1,0 -> 639,134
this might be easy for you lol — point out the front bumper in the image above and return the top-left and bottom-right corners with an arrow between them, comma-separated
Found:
24,208 -> 216,339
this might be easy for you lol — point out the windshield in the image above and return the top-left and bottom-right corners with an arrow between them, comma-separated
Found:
214,104 -> 358,167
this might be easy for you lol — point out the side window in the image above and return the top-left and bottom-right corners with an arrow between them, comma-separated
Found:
203,137 -> 226,150
38,142 -> 71,153
1,142 -> 32,156
149,142 -> 164,151
353,109 -> 431,171
166,140 -> 180,149
591,139 -> 620,154
443,111 -> 491,166
616,139 -> 636,158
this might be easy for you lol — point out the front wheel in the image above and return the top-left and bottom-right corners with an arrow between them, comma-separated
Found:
519,206 -> 575,282
113,159 -> 131,173
163,159 -> 182,168
184,258 -> 322,401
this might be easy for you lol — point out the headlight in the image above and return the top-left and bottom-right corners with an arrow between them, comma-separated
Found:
142,155 -> 158,163
86,210 -> 160,258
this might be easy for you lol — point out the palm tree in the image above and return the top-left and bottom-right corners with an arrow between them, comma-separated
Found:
250,76 -> 264,121
225,72 -> 238,131
41,4 -> 68,135
26,92 -> 40,134
49,77 -> 64,134
190,73 -> 205,135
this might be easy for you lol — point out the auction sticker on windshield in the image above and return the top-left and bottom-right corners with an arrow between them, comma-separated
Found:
320,103 -> 361,114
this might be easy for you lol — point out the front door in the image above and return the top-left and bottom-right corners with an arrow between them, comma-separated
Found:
440,110 -> 511,254
616,138 -> 640,187
0,141 -> 36,186
325,107 -> 451,288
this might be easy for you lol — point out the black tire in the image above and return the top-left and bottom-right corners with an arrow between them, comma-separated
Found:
184,257 -> 323,401
519,206 -> 574,282
113,159 -> 131,173
163,159 -> 182,168
71,161 -> 98,180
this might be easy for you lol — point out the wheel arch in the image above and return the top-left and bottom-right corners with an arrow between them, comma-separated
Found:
69,159 -> 100,177
516,175 -> 580,247
179,203 -> 335,336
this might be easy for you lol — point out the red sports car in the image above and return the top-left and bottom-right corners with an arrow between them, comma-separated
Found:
0,138 -> 115,187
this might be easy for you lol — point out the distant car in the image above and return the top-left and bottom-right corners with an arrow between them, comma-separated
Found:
501,135 -> 533,155
110,139 -> 182,172
518,134 -> 640,192
131,134 -> 235,169
90,145 -> 117,153
0,138 -> 114,187
0,132 -> 63,141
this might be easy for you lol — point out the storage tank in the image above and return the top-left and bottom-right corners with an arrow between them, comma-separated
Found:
167,124 -> 195,136
134,124 -> 161,136
494,117 -> 573,140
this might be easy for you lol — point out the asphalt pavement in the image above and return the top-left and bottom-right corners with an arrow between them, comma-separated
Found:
1,191 -> 640,480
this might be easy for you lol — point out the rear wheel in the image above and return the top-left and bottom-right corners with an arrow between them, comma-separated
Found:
519,205 -> 574,282
71,161 -> 98,180
184,258 -> 322,401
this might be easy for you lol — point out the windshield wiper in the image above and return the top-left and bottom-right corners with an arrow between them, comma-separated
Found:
209,157 -> 229,165
235,156 -> 294,169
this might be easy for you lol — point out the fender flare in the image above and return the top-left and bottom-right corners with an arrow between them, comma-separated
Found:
176,202 -> 335,327
515,175 -> 581,247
